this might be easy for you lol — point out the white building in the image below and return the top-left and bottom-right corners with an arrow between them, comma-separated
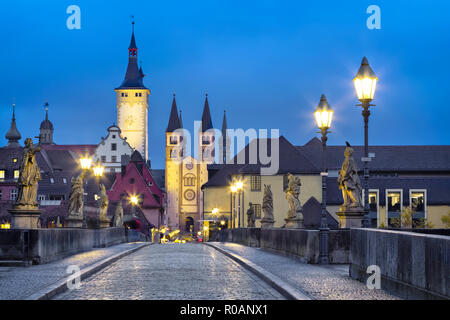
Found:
94,124 -> 133,173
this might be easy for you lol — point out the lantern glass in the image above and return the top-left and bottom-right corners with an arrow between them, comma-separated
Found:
314,108 -> 333,130
93,164 -> 104,177
353,77 -> 377,102
80,157 -> 92,170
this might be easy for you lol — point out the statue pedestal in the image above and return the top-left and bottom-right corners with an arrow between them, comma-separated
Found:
9,209 -> 42,229
260,218 -> 275,228
66,215 -> 83,228
336,207 -> 365,228
99,217 -> 111,228
284,217 -> 304,229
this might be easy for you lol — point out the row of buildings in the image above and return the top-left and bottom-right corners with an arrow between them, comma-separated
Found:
1,24 -> 449,233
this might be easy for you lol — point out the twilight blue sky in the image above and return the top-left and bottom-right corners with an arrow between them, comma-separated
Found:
1,0 -> 450,169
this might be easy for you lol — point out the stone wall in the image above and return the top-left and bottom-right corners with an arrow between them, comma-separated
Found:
0,227 -> 130,264
350,228 -> 449,299
218,228 -> 350,264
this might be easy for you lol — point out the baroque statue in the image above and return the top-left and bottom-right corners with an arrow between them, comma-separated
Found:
261,184 -> 275,228
68,174 -> 84,218
15,138 -> 41,210
246,202 -> 256,227
113,201 -> 124,227
285,173 -> 303,220
338,142 -> 363,211
97,184 -> 110,227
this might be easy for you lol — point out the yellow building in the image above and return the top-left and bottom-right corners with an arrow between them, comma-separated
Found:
165,94 -> 220,233
203,136 -> 450,229
115,23 -> 150,161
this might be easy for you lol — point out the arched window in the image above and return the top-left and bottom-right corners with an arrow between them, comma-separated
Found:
184,174 -> 195,187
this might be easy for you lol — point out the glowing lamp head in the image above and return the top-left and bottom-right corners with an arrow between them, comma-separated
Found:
230,185 -> 237,193
92,162 -> 104,177
212,208 -> 219,215
314,94 -> 333,130
353,57 -> 377,102
80,157 -> 92,170
130,195 -> 139,205
220,220 -> 225,226
203,225 -> 208,231
235,181 -> 244,190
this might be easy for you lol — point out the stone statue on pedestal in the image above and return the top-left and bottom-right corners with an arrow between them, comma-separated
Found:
15,138 -> 41,210
66,174 -> 85,228
246,202 -> 256,228
113,201 -> 124,227
284,173 -> 304,228
98,184 -> 110,228
336,142 -> 365,228
261,184 -> 275,228
9,138 -> 42,229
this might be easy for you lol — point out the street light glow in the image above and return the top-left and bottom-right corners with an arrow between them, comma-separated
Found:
130,195 -> 139,205
314,94 -> 333,130
212,208 -> 219,215
93,162 -> 104,177
80,157 -> 92,170
353,57 -> 377,102
235,181 -> 244,190
230,185 -> 237,193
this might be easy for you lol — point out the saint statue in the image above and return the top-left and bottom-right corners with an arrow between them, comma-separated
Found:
15,138 -> 41,209
98,184 -> 109,222
262,184 -> 274,221
68,174 -> 84,218
285,173 -> 303,220
338,142 -> 363,210
246,202 -> 256,227
113,201 -> 124,227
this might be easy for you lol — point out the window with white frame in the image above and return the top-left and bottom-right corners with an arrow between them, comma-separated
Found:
386,190 -> 402,228
10,189 -> 18,201
410,190 -> 426,228
363,189 -> 379,227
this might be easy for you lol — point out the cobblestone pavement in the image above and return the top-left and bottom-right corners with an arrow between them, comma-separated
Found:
211,243 -> 399,300
0,242 -> 146,300
55,243 -> 284,300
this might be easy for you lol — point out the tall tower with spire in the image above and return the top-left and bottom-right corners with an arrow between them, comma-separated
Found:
199,94 -> 215,164
220,110 -> 230,164
39,101 -> 54,145
5,101 -> 21,148
115,20 -> 151,161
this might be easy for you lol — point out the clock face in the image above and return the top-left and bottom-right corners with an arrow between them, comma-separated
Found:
125,115 -> 135,129
184,189 -> 196,201
186,163 -> 193,170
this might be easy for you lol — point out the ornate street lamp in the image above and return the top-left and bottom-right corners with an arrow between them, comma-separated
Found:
353,57 -> 377,228
314,94 -> 333,264
79,156 -> 92,228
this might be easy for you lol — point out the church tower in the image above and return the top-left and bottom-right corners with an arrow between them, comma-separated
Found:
39,102 -> 54,145
115,21 -> 150,161
5,102 -> 21,148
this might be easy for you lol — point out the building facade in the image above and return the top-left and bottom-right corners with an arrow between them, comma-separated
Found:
202,136 -> 450,229
94,124 -> 134,173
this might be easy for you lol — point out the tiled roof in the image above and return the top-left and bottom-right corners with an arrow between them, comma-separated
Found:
297,138 -> 450,172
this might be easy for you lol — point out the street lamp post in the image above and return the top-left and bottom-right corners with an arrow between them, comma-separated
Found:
314,94 -> 333,264
230,184 -> 237,228
353,57 -> 377,228
93,161 -> 104,229
235,181 -> 243,228
79,157 -> 92,228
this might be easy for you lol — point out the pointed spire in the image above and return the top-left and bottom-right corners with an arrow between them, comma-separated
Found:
166,93 -> 181,132
117,19 -> 147,89
5,100 -> 21,147
201,93 -> 213,132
